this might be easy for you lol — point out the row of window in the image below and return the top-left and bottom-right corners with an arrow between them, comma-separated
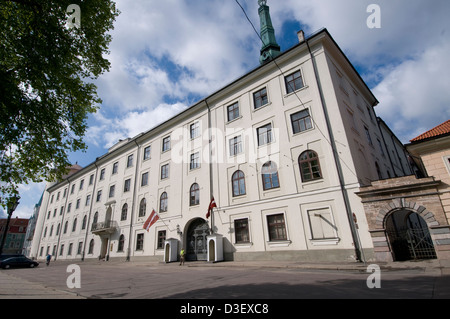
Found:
41,202 -> 338,258
227,69 -> 305,122
45,150 -> 324,230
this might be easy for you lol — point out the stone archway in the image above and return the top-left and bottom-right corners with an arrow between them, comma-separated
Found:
385,209 -> 436,261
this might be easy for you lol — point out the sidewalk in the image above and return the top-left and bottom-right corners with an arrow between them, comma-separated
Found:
0,270 -> 85,299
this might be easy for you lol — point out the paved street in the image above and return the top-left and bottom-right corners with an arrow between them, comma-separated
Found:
1,259 -> 450,300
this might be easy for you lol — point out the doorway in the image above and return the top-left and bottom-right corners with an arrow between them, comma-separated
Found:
186,218 -> 210,261
386,210 -> 437,261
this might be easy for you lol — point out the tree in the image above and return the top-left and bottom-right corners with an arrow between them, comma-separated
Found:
0,0 -> 119,207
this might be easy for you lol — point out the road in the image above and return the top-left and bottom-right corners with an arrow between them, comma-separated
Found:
1,259 -> 449,300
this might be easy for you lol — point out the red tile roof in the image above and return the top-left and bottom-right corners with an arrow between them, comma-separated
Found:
410,120 -> 450,142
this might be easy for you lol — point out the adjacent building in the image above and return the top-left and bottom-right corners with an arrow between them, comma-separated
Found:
0,218 -> 29,255
29,3 -> 417,263
358,120 -> 450,261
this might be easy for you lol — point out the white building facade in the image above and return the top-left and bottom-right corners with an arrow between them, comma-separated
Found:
30,28 -> 412,263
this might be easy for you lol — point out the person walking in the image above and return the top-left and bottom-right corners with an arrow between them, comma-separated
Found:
46,254 -> 51,266
179,249 -> 185,266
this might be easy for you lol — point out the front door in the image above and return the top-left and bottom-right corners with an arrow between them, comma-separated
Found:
186,219 -> 210,261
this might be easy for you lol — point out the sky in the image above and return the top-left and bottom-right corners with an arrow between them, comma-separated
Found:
2,0 -> 450,219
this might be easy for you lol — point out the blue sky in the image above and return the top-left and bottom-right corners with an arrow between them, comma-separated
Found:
3,0 -> 450,219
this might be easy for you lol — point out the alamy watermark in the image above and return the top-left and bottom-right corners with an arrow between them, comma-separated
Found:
66,264 -> 81,289
366,264 -> 381,289
66,4 -> 81,29
367,4 -> 381,29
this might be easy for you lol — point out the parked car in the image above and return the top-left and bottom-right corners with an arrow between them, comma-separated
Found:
0,254 -> 26,261
0,256 -> 39,269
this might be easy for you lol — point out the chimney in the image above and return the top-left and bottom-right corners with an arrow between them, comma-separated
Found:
297,30 -> 305,43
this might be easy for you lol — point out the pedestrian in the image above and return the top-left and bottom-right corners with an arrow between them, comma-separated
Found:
179,249 -> 185,266
46,253 -> 51,266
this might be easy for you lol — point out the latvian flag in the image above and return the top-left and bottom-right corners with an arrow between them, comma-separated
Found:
143,209 -> 159,231
206,197 -> 217,219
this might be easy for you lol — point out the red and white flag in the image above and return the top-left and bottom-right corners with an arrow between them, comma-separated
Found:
143,209 -> 159,231
206,197 -> 217,219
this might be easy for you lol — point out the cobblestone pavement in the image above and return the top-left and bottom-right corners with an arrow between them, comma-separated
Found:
1,259 -> 450,299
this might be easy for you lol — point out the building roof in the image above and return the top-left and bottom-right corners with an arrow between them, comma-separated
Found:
410,120 -> 450,142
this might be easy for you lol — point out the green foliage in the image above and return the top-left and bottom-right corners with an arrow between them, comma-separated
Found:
0,0 -> 119,207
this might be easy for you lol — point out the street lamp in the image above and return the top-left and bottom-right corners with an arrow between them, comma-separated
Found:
0,195 -> 20,256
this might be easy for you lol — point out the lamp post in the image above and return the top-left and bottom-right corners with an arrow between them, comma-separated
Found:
0,195 -> 20,256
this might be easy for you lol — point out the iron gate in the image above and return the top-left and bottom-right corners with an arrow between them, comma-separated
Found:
387,227 -> 437,261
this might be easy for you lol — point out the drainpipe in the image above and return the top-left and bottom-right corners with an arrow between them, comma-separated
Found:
205,99 -> 214,234
81,162 -> 99,261
306,39 -> 364,262
126,138 -> 142,261
54,178 -> 72,261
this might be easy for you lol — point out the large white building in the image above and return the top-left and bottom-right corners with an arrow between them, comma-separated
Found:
30,3 -> 413,263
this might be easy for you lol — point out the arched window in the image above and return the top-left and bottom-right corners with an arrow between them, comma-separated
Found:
190,183 -> 200,206
93,211 -> 98,224
118,235 -> 125,252
121,203 -> 128,221
262,161 -> 280,190
63,221 -> 68,234
160,192 -> 168,212
56,223 -> 60,236
139,198 -> 146,217
232,170 -> 246,196
88,239 -> 94,254
299,150 -> 322,182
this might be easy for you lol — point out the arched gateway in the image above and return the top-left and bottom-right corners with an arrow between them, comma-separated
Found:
385,210 -> 437,261
185,218 -> 210,261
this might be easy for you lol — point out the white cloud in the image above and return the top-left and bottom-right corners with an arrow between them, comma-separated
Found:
374,40 -> 450,142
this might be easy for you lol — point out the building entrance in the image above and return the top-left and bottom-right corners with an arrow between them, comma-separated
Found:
186,218 -> 210,261
386,210 -> 437,261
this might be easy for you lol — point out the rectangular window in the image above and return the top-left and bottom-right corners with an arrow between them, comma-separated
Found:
285,70 -> 304,94
162,136 -> 171,152
67,203 -> 72,213
124,179 -> 131,192
76,199 -> 80,209
190,152 -> 200,170
96,190 -> 102,202
229,136 -> 242,156
109,185 -> 115,198
100,168 -> 105,180
267,214 -> 287,241
85,195 -> 91,206
157,230 -> 166,249
112,162 -> 119,174
127,154 -> 134,168
141,172 -> 149,186
257,123 -> 273,146
364,126 -> 373,146
161,164 -> 169,180
291,109 -> 312,134
308,208 -> 337,240
136,233 -> 144,250
253,87 -> 268,109
143,146 -> 151,160
227,102 -> 240,122
234,218 -> 250,244
190,122 -> 200,139
89,174 -> 94,185
71,184 -> 75,194
79,179 -> 84,190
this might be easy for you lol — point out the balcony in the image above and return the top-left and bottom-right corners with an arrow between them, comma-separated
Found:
91,220 -> 118,236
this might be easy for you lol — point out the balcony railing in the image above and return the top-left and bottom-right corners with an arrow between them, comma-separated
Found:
91,220 -> 118,235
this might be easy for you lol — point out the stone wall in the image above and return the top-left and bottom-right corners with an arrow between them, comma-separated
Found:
357,175 -> 450,261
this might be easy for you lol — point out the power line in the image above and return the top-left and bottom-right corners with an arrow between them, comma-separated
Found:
234,0 -> 361,181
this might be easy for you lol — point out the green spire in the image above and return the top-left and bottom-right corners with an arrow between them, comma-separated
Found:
258,0 -> 281,64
